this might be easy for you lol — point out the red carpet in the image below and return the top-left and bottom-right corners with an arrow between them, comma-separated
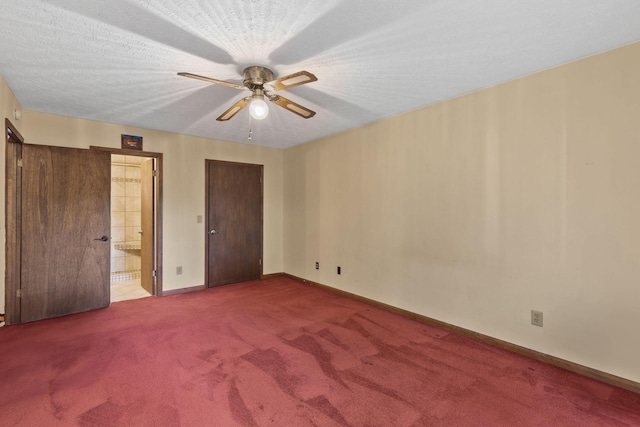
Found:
1,276 -> 639,426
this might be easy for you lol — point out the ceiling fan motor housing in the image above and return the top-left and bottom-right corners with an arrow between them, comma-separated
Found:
243,66 -> 274,88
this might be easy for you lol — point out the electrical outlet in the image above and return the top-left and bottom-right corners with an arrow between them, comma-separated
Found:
315,262 -> 319,270
176,266 -> 183,275
337,266 -> 341,275
531,310 -> 543,327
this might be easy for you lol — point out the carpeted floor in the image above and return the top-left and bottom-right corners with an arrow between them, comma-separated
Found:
1,276 -> 639,426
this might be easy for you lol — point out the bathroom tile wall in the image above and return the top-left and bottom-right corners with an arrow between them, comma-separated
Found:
111,155 -> 143,280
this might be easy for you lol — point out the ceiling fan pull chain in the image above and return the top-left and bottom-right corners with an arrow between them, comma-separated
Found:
248,114 -> 253,141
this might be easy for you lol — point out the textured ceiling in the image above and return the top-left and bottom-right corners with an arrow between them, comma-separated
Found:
1,1 -> 640,149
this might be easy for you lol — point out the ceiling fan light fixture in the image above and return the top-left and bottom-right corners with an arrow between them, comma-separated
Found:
249,97 -> 269,120
178,66 -> 317,121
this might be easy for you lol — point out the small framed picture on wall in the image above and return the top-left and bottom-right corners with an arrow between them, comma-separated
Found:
121,134 -> 143,150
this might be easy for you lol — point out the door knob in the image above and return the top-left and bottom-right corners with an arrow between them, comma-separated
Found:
209,229 -> 217,235
94,236 -> 109,242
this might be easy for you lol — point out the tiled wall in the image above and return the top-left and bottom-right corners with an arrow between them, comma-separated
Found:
111,155 -> 143,281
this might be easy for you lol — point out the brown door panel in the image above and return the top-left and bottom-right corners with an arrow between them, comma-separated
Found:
20,145 -> 111,323
206,160 -> 263,287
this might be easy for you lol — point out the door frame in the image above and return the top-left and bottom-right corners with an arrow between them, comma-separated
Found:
4,119 -> 24,325
204,159 -> 264,288
91,146 -> 163,297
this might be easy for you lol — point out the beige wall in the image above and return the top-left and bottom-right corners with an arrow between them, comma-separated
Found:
0,75 -> 24,314
283,42 -> 640,382
0,109 -> 283,300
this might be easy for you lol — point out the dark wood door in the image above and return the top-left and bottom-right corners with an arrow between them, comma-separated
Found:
141,158 -> 154,294
206,160 -> 263,287
20,145 -> 111,323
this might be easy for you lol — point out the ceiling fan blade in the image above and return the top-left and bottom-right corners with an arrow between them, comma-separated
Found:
217,97 -> 251,121
268,95 -> 316,119
177,72 -> 248,91
265,71 -> 317,91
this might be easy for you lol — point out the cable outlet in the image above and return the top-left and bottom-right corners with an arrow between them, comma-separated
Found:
315,262 -> 319,270
176,266 -> 183,275
531,310 -> 543,327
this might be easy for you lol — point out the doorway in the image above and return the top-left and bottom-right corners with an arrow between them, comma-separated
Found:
110,154 -> 157,302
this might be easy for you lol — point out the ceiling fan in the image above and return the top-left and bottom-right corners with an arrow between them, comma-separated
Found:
177,66 -> 317,121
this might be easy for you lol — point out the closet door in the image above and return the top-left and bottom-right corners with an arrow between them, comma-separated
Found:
206,160 -> 263,287
20,144 -> 111,323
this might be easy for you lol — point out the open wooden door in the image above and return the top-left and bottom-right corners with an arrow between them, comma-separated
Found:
206,160 -> 263,287
20,144 -> 111,323
141,158 -> 155,294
